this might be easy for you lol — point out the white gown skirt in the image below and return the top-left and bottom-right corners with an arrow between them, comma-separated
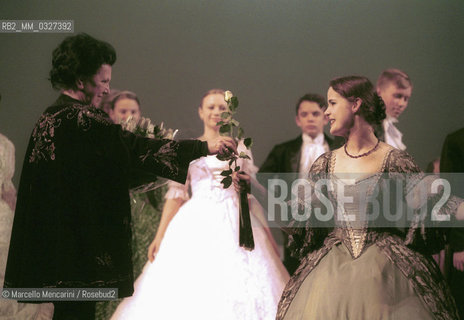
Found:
111,191 -> 289,320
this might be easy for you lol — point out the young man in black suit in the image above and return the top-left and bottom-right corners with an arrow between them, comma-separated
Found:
258,93 -> 339,274
441,127 -> 464,318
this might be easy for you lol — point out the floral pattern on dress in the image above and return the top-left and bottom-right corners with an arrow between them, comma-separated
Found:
29,105 -> 112,163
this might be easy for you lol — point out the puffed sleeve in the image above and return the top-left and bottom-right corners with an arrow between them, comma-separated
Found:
386,149 -> 463,251
164,178 -> 190,201
387,149 -> 462,221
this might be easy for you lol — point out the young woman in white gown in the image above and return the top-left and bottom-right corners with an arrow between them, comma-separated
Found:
111,89 -> 289,320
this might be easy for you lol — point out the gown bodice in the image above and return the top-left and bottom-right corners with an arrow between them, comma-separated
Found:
330,174 -> 381,258
188,156 -> 238,201
169,141 -> 258,203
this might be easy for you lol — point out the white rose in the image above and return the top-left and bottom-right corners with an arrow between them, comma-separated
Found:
224,90 -> 233,102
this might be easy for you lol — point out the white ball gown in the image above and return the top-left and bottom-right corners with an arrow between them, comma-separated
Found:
111,149 -> 289,320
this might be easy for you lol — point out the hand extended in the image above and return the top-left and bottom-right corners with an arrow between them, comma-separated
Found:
207,136 -> 237,155
232,171 -> 251,194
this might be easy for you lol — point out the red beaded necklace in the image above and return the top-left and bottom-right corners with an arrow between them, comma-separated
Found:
344,139 -> 380,158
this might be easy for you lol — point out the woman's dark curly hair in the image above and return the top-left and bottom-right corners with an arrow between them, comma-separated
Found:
329,76 -> 386,126
49,33 -> 116,90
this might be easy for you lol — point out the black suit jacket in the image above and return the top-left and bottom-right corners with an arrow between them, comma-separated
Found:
441,127 -> 464,252
257,133 -> 340,274
259,133 -> 340,175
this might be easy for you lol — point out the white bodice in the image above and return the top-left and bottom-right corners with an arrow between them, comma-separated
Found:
166,142 -> 258,202
188,156 -> 238,201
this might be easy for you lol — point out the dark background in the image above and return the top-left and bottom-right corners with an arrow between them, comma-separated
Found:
1,0 -> 463,186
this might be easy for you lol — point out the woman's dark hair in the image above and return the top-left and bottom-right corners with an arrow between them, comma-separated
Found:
49,33 -> 116,90
329,76 -> 386,126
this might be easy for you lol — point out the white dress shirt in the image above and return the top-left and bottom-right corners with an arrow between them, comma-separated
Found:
299,133 -> 329,177
383,116 -> 406,150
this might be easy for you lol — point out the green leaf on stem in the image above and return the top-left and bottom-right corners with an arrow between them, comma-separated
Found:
229,97 -> 239,112
244,137 -> 253,149
237,127 -> 244,140
221,176 -> 233,188
221,112 -> 231,119
217,150 -> 234,161
239,151 -> 251,160
234,166 -> 241,172
219,124 -> 232,134
230,119 -> 239,127
221,169 -> 233,176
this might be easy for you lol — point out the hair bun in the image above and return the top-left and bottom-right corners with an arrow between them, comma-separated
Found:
372,92 -> 386,124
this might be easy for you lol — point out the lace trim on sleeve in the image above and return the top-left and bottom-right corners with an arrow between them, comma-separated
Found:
385,149 -> 463,250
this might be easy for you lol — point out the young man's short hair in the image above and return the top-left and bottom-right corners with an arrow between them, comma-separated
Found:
295,93 -> 327,114
376,68 -> 412,91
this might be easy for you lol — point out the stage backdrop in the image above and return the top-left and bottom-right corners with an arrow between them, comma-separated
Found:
1,0 -> 463,186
